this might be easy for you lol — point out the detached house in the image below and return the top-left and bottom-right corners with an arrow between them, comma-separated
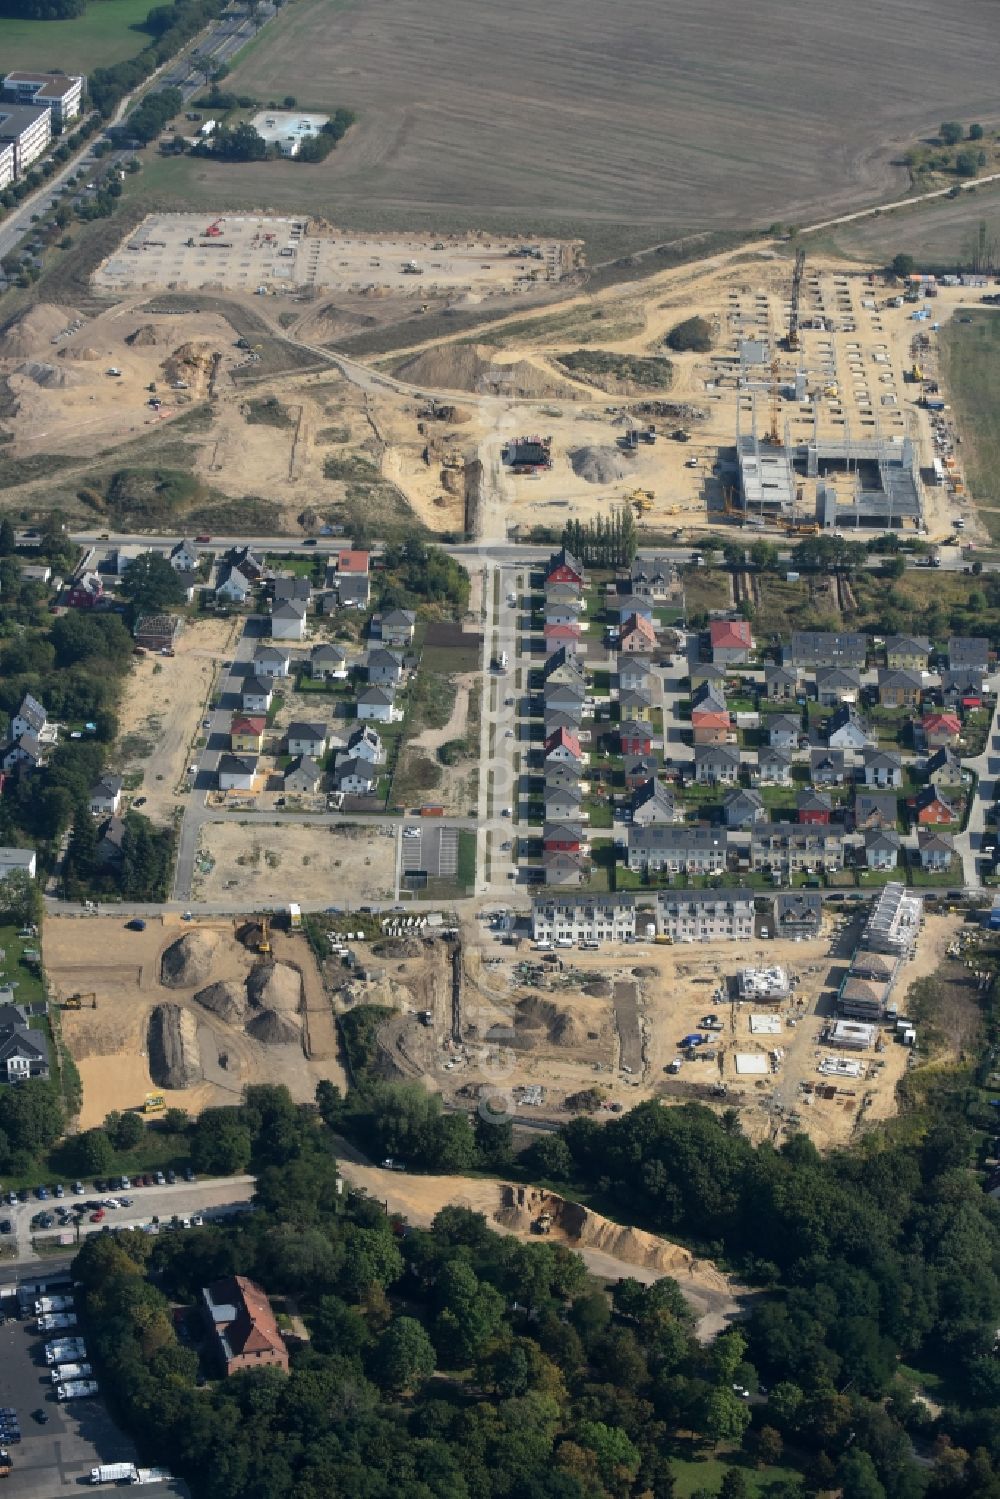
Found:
254,645 -> 290,680
544,648 -> 586,689
286,721 -> 327,759
773,891 -> 823,940
917,829 -> 955,872
544,621 -> 582,655
169,539 -> 200,573
709,618 -> 753,665
273,575 -> 312,606
285,756 -> 323,795
691,702 -> 731,745
878,668 -> 923,710
723,787 -> 766,828
2,734 -> 40,773
12,694 -> 46,742
862,748 -> 903,789
620,613 -> 658,654
544,849 -> 589,887
620,720 -> 653,756
336,573 -> 370,610
608,592 -> 653,624
545,547 -> 586,587
544,728 -> 582,765
619,684 -> 653,721
230,716 -> 266,754
332,756 -> 376,795
630,778 -> 678,826
619,659 -> 652,694
377,609 -> 416,647
693,743 -> 741,785
271,599 -> 308,642
357,687 -> 398,724
919,712 -> 961,750
217,755 -> 257,792
543,822 -> 586,854
908,784 -> 956,826
853,791 -> 898,831
66,572 -> 103,609
768,714 -> 800,750
202,1276 -> 289,1379
827,705 -> 872,750
545,779 -> 584,822
629,555 -> 681,602
764,665 -> 799,702
947,636 -> 990,674
88,774 -> 123,817
815,667 -> 861,708
346,725 -> 385,764
797,789 -> 833,825
624,753 -> 659,791
366,649 -> 404,687
756,745 -> 793,785
215,564 -> 253,604
810,749 -> 846,787
865,828 -> 901,872
242,676 -> 273,715
310,643 -> 347,681
0,1002 -> 49,1083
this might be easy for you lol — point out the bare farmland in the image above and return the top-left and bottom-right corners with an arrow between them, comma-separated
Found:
223,0 -> 998,252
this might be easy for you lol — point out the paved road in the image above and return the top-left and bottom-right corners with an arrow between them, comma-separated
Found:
954,681 -> 1000,886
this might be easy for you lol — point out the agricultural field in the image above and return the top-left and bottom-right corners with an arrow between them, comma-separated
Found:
803,178 -> 1000,270
0,0 -> 156,72
215,0 -> 998,256
940,308 -> 1000,516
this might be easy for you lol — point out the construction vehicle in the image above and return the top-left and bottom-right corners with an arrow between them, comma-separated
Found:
786,247 -> 806,351
531,1211 -> 553,1235
670,428 -> 691,442
143,1093 -> 165,1114
909,362 -> 924,383
61,992 -> 96,1011
202,219 -> 224,238
775,514 -> 819,536
255,916 -> 272,956
766,358 -> 782,445
628,488 -> 654,515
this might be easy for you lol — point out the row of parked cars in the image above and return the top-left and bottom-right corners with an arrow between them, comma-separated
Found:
3,1167 -> 197,1206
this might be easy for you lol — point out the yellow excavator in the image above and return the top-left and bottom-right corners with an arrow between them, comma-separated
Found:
256,916 -> 272,957
61,992 -> 96,1011
627,488 -> 655,515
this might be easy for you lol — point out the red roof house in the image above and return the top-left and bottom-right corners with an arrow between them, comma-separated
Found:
544,547 -> 585,586
620,613 -> 657,653
920,712 -> 961,749
544,727 -> 582,764
709,618 -> 754,664
337,549 -> 370,574
202,1275 -> 289,1378
543,622 -> 582,654
691,708 -> 731,745
908,783 -> 957,826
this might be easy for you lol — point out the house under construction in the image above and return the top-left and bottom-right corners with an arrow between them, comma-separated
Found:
736,397 -> 923,531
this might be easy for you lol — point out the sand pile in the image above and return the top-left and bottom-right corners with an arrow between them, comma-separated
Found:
569,445 -> 634,483
0,304 -> 78,358
247,961 -> 301,1013
14,360 -> 81,389
60,345 -> 100,362
551,1011 -> 586,1046
247,1008 -> 301,1044
160,930 -> 220,988
394,343 -> 567,398
194,980 -> 248,1025
515,996 -> 587,1048
147,1003 -> 201,1088
126,324 -> 159,346
162,341 -> 214,385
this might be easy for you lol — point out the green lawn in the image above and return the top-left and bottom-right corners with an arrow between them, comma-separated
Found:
0,924 -> 45,1007
0,0 -> 156,72
941,309 -> 1000,511
670,1454 -> 801,1499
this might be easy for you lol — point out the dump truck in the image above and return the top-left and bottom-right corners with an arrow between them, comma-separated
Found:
133,1469 -> 175,1486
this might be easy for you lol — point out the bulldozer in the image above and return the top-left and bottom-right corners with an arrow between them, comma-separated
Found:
61,992 -> 96,1011
531,1211 -> 553,1235
143,1093 -> 166,1114
627,487 -> 655,516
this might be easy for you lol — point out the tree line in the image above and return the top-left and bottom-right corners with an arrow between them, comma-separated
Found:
561,507 -> 637,570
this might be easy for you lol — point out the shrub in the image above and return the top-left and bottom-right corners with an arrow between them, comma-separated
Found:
665,315 -> 713,353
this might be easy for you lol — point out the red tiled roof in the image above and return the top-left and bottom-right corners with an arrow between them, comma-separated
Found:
337,549 -> 370,573
710,618 -> 753,650
622,613 -> 656,641
921,712 -> 960,733
545,727 -> 581,757
691,709 -> 731,730
230,716 -> 265,735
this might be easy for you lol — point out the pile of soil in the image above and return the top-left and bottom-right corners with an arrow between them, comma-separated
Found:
247,1008 -> 301,1044
60,345 -> 100,362
247,961 -> 301,1013
551,1011 -> 586,1046
193,980 -> 247,1026
515,995 -> 587,1048
632,966 -> 659,979
372,937 -> 423,959
14,360 -> 81,389
582,979 -> 612,999
568,445 -> 634,483
394,343 -> 567,399
0,304 -> 78,358
147,1003 -> 201,1088
162,341 -> 215,385
126,324 -> 159,346
160,930 -> 220,988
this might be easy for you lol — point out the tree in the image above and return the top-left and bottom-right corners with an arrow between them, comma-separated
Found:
940,121 -> 964,146
837,1449 -> 887,1499
521,1133 -> 573,1181
119,552 -> 185,616
189,1108 -> 252,1175
106,1109 -> 145,1150
696,1387 -> 752,1445
755,1426 -> 784,1466
372,1315 -> 436,1393
890,253 -> 915,278
0,517 -> 14,555
719,1471 -> 750,1499
749,540 -> 779,571
576,1421 -> 641,1486
0,1078 -> 64,1154
884,555 -> 906,579
69,1126 -> 115,1176
969,122 -> 984,140
666,316 -> 713,353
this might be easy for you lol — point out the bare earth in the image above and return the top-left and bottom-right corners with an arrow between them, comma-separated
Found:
193,820 -> 397,905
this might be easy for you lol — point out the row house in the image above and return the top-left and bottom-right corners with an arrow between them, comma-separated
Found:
773,890 -> 823,940
789,630 -> 867,670
750,823 -> 844,875
532,893 -> 635,944
627,825 -> 727,876
885,634 -> 931,671
655,887 -> 754,943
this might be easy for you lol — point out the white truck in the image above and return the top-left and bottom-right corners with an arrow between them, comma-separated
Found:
91,1463 -> 137,1485
58,1378 -> 98,1401
45,1337 -> 86,1364
35,1294 -> 75,1315
133,1469 -> 174,1486
38,1311 -> 78,1333
51,1361 -> 92,1383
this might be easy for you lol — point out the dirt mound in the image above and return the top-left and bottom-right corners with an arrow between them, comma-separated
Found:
247,961 -> 302,1013
0,304 -> 78,359
14,360 -> 81,389
147,1003 -> 201,1088
193,979 -> 247,1026
160,930 -> 220,988
632,966 -> 659,978
162,341 -> 215,386
568,445 -> 634,483
126,324 -> 159,346
583,979 -> 612,999
515,995 -> 587,1048
60,345 -> 100,362
394,343 -> 567,398
372,937 -> 423,959
551,1011 -> 586,1046
246,1007 -> 301,1044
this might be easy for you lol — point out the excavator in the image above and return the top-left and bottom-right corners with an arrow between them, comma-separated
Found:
627,488 -> 655,516
61,992 -> 96,1011
256,916 -> 272,957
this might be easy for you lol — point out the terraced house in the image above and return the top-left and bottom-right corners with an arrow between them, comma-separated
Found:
750,823 -> 844,875
626,826 -> 727,875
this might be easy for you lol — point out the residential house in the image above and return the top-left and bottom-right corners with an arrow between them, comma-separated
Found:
546,761 -> 582,793
346,725 -> 385,764
230,716 -> 266,754
838,975 -> 891,1021
285,756 -> 324,795
619,684 -> 653,721
545,597 -> 582,629
242,676 -> 273,715
12,694 -> 46,742
544,622 -> 582,655
878,668 -> 923,710
709,618 -> 754,665
543,822 -> 586,853
226,545 -> 265,582
627,826 -> 727,876
810,749 -> 847,786
21,565 -> 51,587
366,649 -> 404,687
336,548 -> 369,576
169,539 -> 200,573
620,613 -> 657,654
531,893 -> 635,944
545,709 -> 582,737
215,564 -> 253,604
544,780 -> 584,822
773,891 -> 823,940
619,720 -> 652,756
111,544 -> 150,577
885,634 -> 931,671
336,573 -> 370,610
271,600 -> 308,641
756,746 -> 794,785
0,847 -> 36,880
88,774 -> 123,818
619,659 -> 652,693
693,744 -> 741,785
827,705 -> 872,750
0,1002 -> 48,1083
202,1277 -> 289,1379
764,665 -> 799,702
853,791 -> 898,831
814,667 -> 862,708
65,572 -> 104,608
797,790 -> 833,825
862,748 -> 903,789
691,706 -> 731,746
544,728 -> 582,765
254,646 -> 291,680
332,756 -> 376,795
917,829 -> 955,872
543,849 -> 588,886
377,609 -> 416,647
864,828 -> 900,872
544,580 -> 582,609
654,888 -> 755,943
543,681 -> 586,718
688,660 -> 727,691
623,753 -> 659,791
217,755 -> 257,792
919,712 -> 961,750
134,615 -> 179,653
924,745 -> 964,784
750,823 -> 844,874
908,784 -> 956,826
608,593 -> 654,624
630,778 -> 677,826
941,667 -> 987,704
790,631 -> 867,670
629,555 -> 681,602
723,788 -> 766,828
272,575 -> 312,605
863,881 -> 923,955
94,816 -> 125,867
947,636 -> 990,673
768,713 -> 800,750
356,687 -> 398,724
2,735 -> 40,773
310,643 -> 347,680
544,649 -> 587,688
544,547 -> 586,587
286,721 -> 327,759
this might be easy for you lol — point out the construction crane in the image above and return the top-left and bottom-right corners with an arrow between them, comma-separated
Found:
786,248 -> 806,351
766,358 -> 782,445
202,218 -> 224,238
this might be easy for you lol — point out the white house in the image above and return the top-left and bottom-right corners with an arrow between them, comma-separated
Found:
286,721 -> 327,758
356,686 -> 398,723
271,600 -> 308,641
242,675 -> 273,713
0,847 -> 36,880
216,564 -> 253,603
217,754 -> 257,792
531,894 -> 636,945
88,774 -> 123,818
169,539 -> 200,573
346,725 -> 384,764
310,643 -> 347,680
253,646 -> 290,680
333,755 -> 378,794
12,693 -> 46,742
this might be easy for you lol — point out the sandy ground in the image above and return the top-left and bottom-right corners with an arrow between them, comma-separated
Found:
118,616 -> 239,821
409,672 -> 474,754
193,819 -> 398,904
44,912 -> 348,1126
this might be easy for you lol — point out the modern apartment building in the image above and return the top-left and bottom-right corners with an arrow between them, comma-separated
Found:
0,103 -> 51,176
531,895 -> 636,945
2,71 -> 83,126
654,888 -> 754,943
